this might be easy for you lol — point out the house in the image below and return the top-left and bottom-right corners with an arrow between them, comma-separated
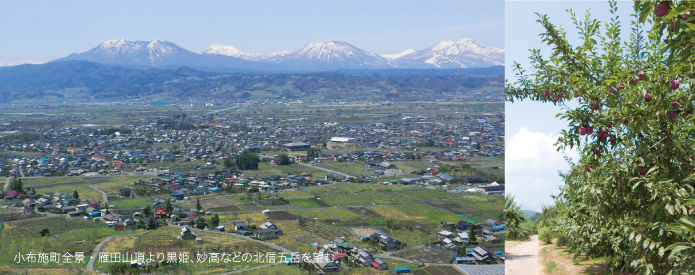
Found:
282,142 -> 311,151
120,188 -> 131,198
472,246 -> 495,264
254,228 -> 281,240
333,237 -> 355,252
441,221 -> 457,229
234,221 -> 247,231
67,211 -> 81,218
179,227 -> 197,240
451,256 -> 476,265
144,217 -> 159,227
154,208 -> 169,218
102,213 -> 121,222
172,191 -> 184,201
122,218 -> 139,230
314,250 -> 340,272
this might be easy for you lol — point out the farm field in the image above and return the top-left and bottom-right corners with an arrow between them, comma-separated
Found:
426,196 -> 503,223
188,231 -> 280,274
290,208 -> 360,221
306,185 -> 458,206
101,235 -> 138,253
268,221 -> 323,253
315,162 -> 375,177
33,185 -> 102,201
243,163 -> 329,179
109,198 -> 150,209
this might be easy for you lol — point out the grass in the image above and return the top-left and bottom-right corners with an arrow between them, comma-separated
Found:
545,261 -> 564,274
288,199 -> 321,208
268,221 -> 321,253
276,190 -> 315,199
33,185 -> 102,202
101,235 -> 139,253
315,162 -> 374,177
109,198 -> 150,209
188,231 -> 280,275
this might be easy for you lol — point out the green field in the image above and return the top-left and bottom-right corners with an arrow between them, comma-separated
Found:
291,208 -> 360,221
110,198 -> 150,209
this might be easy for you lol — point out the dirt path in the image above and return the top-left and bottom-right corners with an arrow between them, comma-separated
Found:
88,185 -> 108,205
506,235 -> 541,275
86,231 -> 150,273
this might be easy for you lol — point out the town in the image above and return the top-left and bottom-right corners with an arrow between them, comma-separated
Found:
0,101 -> 504,274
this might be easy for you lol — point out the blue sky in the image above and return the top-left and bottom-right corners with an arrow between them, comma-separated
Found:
505,0 -> 635,212
0,0 -> 503,65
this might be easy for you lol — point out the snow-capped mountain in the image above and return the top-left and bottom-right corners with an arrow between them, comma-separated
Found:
56,39 -> 266,71
203,44 -> 289,62
51,38 -> 503,72
280,41 -> 393,70
391,38 -> 504,69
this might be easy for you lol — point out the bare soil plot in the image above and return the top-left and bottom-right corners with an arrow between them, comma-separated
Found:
309,198 -> 330,207
393,246 -> 456,264
268,211 -> 299,220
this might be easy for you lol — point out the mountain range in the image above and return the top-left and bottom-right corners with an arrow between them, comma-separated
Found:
54,38 -> 504,72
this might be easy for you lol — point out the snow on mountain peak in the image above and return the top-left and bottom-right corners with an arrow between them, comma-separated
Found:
203,44 -> 289,62
381,49 -> 416,60
204,44 -> 246,57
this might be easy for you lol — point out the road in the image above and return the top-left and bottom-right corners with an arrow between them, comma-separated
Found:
86,231 -> 150,273
3,177 -> 9,191
506,235 -> 541,275
88,185 -> 109,205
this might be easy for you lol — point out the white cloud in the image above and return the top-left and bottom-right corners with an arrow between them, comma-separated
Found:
506,127 -> 578,212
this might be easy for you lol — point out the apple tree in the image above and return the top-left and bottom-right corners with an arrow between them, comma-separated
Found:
506,1 -> 695,273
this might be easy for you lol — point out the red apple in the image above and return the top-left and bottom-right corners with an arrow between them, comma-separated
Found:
586,167 -> 591,173
631,77 -> 639,85
579,127 -> 587,135
685,11 -> 691,20
638,70 -> 646,80
591,103 -> 600,111
608,88 -> 616,95
645,93 -> 652,102
669,111 -> 678,120
638,166 -> 645,174
607,122 -> 613,128
586,126 -> 593,135
673,101 -> 679,108
617,82 -> 625,90
610,139 -> 617,146
671,79 -> 679,90
655,1 -> 670,17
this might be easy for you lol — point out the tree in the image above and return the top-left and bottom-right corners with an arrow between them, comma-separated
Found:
10,178 -> 23,193
277,153 -> 291,165
504,194 -> 528,240
235,151 -> 260,170
468,225 -> 477,244
457,246 -> 467,256
223,158 -> 233,169
73,190 -> 79,200
143,205 -> 151,217
40,228 -> 50,237
147,217 -> 157,230
165,199 -> 173,214
196,199 -> 202,212
196,218 -> 206,229
506,1 -> 695,272
211,214 -> 220,228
